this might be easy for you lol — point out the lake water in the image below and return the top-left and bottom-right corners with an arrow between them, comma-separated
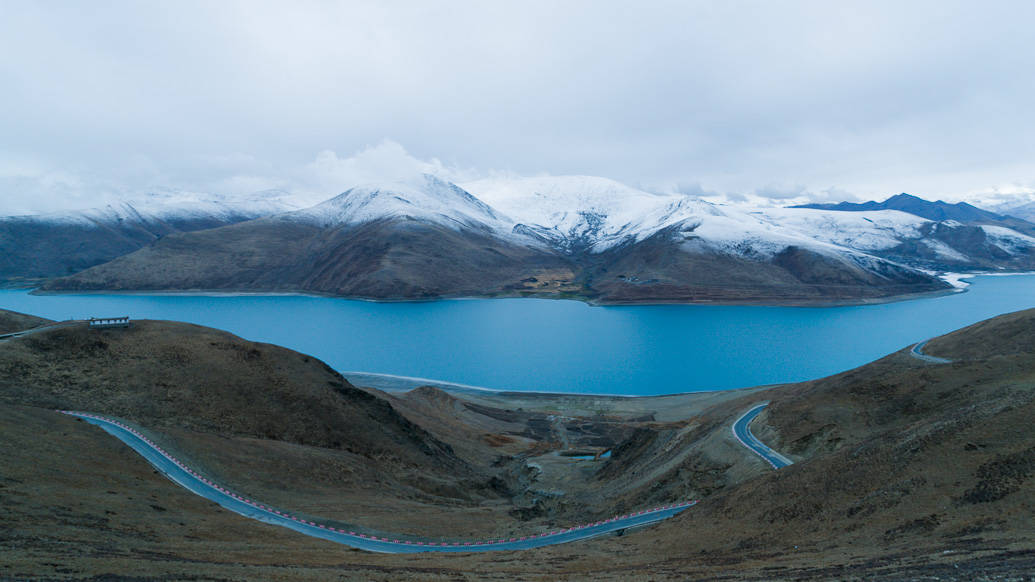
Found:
2,274 -> 1034,395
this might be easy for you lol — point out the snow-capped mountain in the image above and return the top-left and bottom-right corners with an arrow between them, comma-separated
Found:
785,193 -> 1035,270
289,174 -> 513,234
29,173 -> 1035,302
461,177 -> 1035,272
0,190 -> 301,282
461,175 -> 700,252
461,176 -> 909,258
15,189 -> 302,227
749,207 -> 929,252
975,196 -> 1035,223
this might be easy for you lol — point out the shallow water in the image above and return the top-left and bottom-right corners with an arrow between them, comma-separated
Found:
2,274 -> 1034,395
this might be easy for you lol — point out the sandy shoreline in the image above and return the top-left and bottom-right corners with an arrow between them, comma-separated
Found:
349,369 -> 778,422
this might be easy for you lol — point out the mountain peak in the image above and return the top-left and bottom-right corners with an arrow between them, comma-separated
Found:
461,175 -> 704,252
885,192 -> 922,202
289,174 -> 511,232
794,191 -> 1035,237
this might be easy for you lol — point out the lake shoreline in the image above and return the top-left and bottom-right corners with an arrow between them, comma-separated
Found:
346,369 -> 782,401
25,280 -> 970,308
5,274 -> 1035,396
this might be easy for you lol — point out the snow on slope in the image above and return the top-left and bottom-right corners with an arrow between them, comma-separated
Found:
290,174 -> 515,233
981,225 -> 1035,255
670,204 -> 926,264
32,173 -> 1018,270
128,189 -> 304,221
3,189 -> 301,227
746,208 -> 928,252
460,176 -> 1035,265
460,175 -> 929,261
462,176 -> 721,251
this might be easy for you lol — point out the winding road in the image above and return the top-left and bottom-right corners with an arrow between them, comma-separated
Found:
38,329 -> 952,551
733,337 -> 954,469
731,403 -> 794,470
910,341 -> 952,364
59,411 -> 695,553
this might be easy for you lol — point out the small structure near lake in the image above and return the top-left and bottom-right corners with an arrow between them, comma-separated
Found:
87,316 -> 131,329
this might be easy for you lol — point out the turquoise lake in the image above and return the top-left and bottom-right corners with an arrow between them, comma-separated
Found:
2,274 -> 1034,395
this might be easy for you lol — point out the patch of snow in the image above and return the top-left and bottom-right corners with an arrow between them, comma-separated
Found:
922,239 -> 971,262
748,208 -> 928,252
938,272 -> 974,289
980,225 -> 1035,255
680,206 -> 827,259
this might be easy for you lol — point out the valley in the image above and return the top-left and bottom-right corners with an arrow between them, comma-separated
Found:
2,306 -> 1033,579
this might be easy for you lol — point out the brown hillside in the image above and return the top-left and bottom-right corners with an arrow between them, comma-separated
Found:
0,319 -> 468,473
0,308 -> 52,335
647,309 -> 1035,575
3,308 -> 1035,579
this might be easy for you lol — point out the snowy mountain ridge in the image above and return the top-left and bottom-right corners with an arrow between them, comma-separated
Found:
270,173 -> 1035,272
3,188 -> 302,227
456,176 -> 1032,267
36,173 -> 1035,303
288,174 -> 513,234
0,188 -> 308,282
8,173 -> 1035,291
462,176 -> 716,252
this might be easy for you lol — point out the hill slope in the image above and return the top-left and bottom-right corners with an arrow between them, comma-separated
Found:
0,317 -> 471,475
2,307 -> 1034,578
0,309 -> 51,334
652,308 -> 1035,576
0,193 -> 298,283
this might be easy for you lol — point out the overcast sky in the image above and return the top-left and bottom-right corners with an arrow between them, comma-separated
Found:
2,0 -> 1034,213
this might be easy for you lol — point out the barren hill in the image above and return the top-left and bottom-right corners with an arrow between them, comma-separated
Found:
2,307 -> 1034,579
0,309 -> 51,334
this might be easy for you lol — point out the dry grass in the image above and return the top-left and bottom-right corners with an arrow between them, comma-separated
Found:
2,308 -> 1035,580
0,309 -> 51,335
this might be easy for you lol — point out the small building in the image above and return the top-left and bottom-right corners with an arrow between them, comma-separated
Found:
87,316 -> 131,329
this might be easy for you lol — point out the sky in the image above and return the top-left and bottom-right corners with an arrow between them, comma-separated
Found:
2,0 -> 1035,214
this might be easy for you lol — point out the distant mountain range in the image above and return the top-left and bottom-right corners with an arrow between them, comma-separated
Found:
8,178 -> 1035,303
0,191 -> 300,283
794,193 -> 1035,237
989,198 -> 1035,223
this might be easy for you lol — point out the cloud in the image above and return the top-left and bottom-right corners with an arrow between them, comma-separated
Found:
0,141 -> 476,214
753,185 -> 809,201
0,158 -> 117,214
2,2 -> 1035,212
813,187 -> 861,204
670,181 -> 719,199
300,140 -> 452,194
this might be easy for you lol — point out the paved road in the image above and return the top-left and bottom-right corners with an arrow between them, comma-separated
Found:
59,411 -> 696,553
731,403 -> 794,470
0,320 -> 82,341
910,341 -> 953,364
